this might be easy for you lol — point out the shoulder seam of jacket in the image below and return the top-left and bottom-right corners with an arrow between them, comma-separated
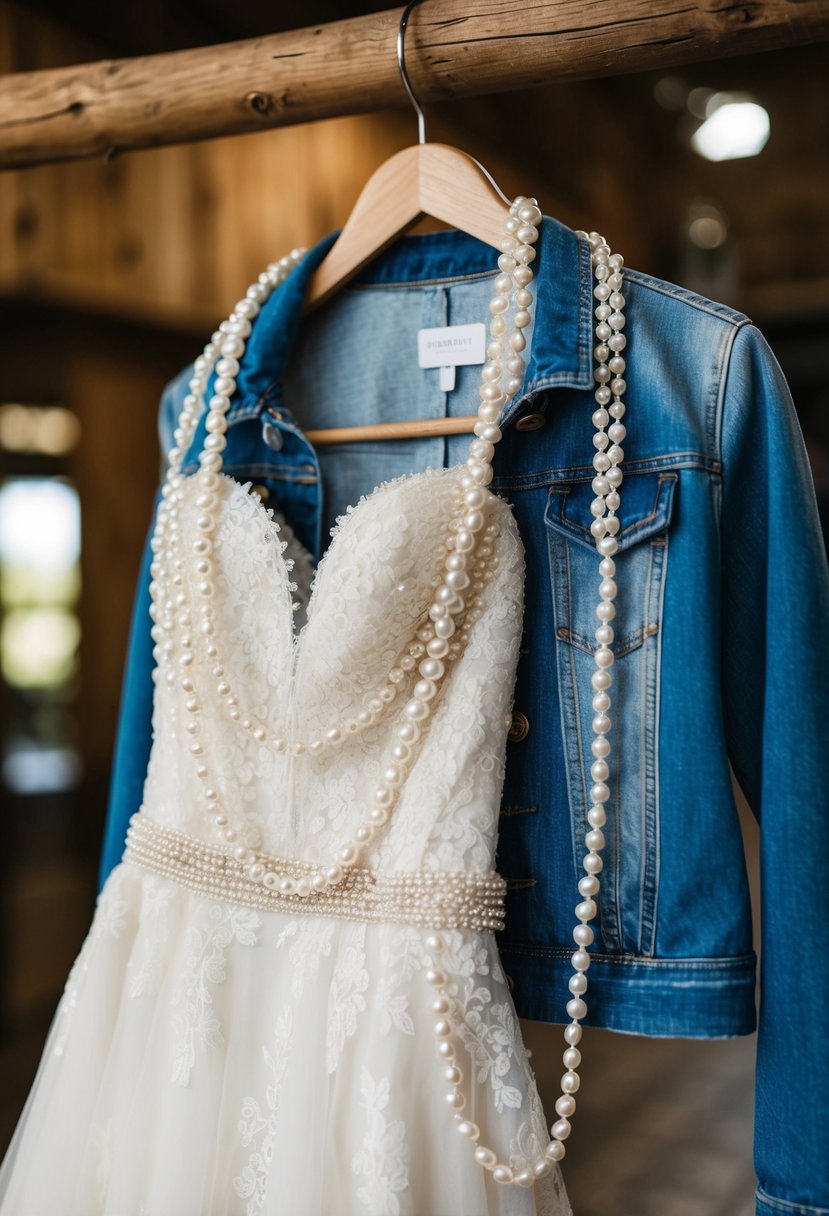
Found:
623,268 -> 753,326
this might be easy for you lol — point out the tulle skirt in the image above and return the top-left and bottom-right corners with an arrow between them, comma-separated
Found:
0,862 -> 571,1216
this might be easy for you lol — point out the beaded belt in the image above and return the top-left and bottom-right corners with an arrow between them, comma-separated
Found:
123,815 -> 506,931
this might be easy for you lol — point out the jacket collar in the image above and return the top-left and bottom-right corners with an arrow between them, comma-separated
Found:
224,214 -> 595,429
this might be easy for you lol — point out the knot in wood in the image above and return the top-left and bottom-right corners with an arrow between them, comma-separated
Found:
245,91 -> 275,117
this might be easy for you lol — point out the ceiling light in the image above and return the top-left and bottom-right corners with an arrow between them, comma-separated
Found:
691,94 -> 770,162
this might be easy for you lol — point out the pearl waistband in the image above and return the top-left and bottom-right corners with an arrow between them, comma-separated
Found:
123,814 -> 507,931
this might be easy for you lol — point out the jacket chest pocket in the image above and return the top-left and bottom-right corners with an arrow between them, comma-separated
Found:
543,469 -> 678,957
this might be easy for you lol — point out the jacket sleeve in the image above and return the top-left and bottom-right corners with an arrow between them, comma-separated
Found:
718,323 -> 829,1216
96,371 -> 188,890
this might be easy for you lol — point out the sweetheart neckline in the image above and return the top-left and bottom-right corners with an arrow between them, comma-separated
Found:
211,462 -> 470,674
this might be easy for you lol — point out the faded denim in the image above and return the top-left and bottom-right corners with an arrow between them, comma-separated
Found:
97,217 -> 829,1215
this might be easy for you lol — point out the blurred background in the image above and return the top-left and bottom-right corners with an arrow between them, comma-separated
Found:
0,3 -> 826,1212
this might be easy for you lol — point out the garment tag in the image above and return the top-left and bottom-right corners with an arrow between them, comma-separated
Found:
418,323 -> 486,394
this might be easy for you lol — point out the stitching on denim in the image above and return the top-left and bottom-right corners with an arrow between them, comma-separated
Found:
713,319 -> 751,551
500,804 -> 538,817
181,463 -> 319,483
756,1186 -> 829,1215
495,452 -> 719,491
499,945 -> 757,968
545,528 -> 587,910
576,230 -> 594,384
555,624 -> 647,658
543,473 -> 678,559
564,538 -> 592,920
348,268 -> 498,290
505,877 -> 537,891
648,524 -> 669,956
638,525 -> 667,957
623,269 -> 752,325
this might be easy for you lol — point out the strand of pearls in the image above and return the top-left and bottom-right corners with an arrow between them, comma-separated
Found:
145,198 -> 541,899
422,231 -> 627,1188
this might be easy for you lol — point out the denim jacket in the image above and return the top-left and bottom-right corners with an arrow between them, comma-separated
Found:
98,217 -> 829,1215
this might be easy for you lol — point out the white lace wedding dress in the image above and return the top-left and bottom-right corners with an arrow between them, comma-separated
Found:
0,465 -> 572,1216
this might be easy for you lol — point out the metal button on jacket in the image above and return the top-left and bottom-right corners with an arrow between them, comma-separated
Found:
262,420 -> 284,451
508,711 -> 530,742
515,412 -> 546,431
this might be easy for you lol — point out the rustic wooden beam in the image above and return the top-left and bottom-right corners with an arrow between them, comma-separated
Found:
0,0 -> 826,170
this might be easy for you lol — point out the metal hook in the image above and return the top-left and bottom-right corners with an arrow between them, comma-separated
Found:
395,0 -> 512,206
397,0 -> 427,144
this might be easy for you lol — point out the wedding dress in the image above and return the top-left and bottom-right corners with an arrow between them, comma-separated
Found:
0,462 -> 572,1216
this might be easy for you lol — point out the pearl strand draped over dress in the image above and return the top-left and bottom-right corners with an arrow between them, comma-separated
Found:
0,463 -> 572,1216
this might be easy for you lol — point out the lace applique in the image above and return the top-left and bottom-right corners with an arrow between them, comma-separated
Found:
52,869 -> 131,1057
126,875 -> 173,1000
351,1066 -> 409,1216
275,919 -> 335,1000
233,1007 -> 294,1215
509,1088 -> 550,1173
441,934 -> 524,1114
374,927 -> 422,1037
170,900 -> 261,1086
326,922 -> 369,1073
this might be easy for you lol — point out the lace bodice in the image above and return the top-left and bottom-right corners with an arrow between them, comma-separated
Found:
141,465 -> 525,875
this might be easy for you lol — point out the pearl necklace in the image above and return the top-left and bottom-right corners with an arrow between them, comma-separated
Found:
421,233 -> 628,1188
146,210 -> 627,1189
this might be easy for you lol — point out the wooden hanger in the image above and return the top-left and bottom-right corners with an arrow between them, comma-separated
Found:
297,0 -> 514,446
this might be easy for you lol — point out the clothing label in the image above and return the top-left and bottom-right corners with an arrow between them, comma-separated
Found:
417,323 -> 486,393
418,323 -> 487,369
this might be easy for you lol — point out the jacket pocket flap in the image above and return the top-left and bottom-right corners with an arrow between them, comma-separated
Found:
543,470 -> 678,554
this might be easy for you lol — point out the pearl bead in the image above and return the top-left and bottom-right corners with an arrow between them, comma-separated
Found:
434,617 -> 456,639
571,949 -> 591,972
456,1120 -> 479,1140
419,658 -> 444,680
474,1147 -> 497,1169
493,1166 -> 514,1184
561,1071 -> 581,1094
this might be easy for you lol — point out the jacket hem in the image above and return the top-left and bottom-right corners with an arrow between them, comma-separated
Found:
756,1186 -> 829,1215
501,945 -> 757,1037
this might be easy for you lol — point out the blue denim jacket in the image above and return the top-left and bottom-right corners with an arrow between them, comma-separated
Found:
98,217 -> 829,1215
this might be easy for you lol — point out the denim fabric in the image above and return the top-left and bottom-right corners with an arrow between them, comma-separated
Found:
98,217 -> 829,1215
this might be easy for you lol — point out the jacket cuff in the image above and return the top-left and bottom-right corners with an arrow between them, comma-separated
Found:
757,1186 -> 829,1215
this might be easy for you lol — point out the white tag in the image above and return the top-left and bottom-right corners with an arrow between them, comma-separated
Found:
418,323 -> 487,390
439,365 -> 456,392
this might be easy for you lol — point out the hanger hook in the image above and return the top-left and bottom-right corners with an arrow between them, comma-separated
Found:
397,0 -> 427,144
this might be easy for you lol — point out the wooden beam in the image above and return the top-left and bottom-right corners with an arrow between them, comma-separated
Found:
0,1 -> 827,170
